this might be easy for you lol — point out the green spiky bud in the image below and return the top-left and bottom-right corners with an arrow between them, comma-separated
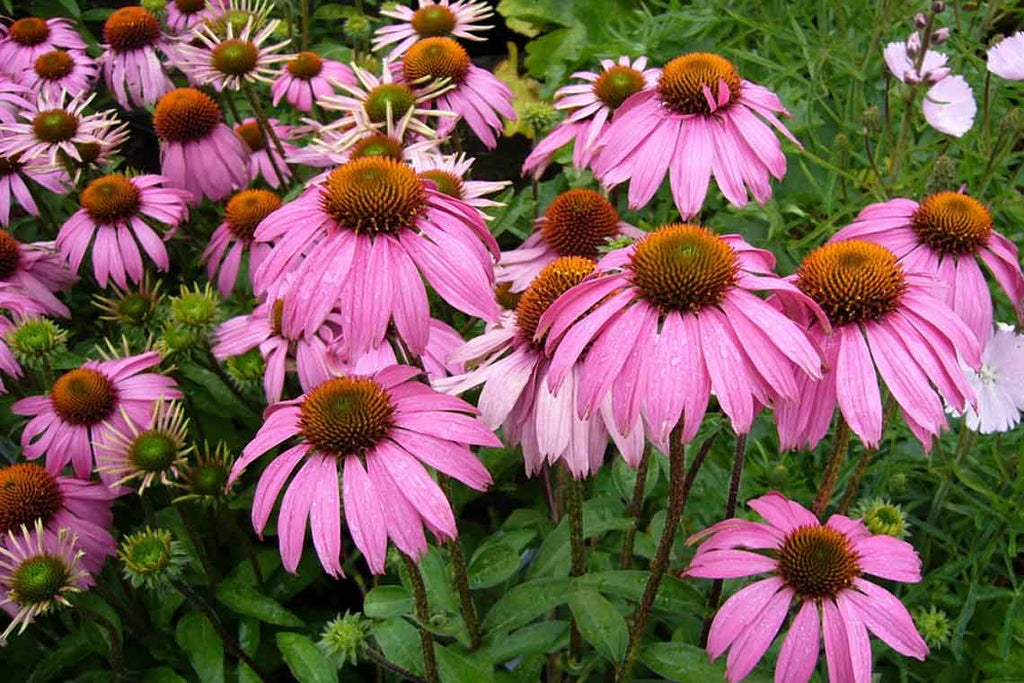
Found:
119,527 -> 186,589
224,348 -> 266,393
174,442 -> 234,504
521,101 -> 561,135
914,606 -> 951,649
861,105 -> 881,132
170,284 -> 219,329
319,611 -> 370,667
5,318 -> 67,369
855,497 -> 909,538
926,155 -> 957,194
344,15 -> 372,42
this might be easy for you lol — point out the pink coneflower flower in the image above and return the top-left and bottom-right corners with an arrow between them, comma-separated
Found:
953,323 -> 1024,434
344,318 -> 466,381
775,239 -> 982,451
988,31 -> 1024,80
537,223 -> 823,449
0,75 -> 32,124
592,52 -> 800,217
165,0 -> 219,34
11,351 -> 182,478
202,188 -> 280,297
373,0 -> 494,60
523,55 -> 659,178
67,118 -> 131,181
173,16 -> 289,91
289,113 -> 442,169
0,91 -> 120,167
401,37 -> 515,149
100,7 -> 175,109
0,289 -> 46,393
0,153 -> 68,226
152,87 -> 250,203
0,17 -> 86,75
0,230 -> 76,318
0,521 -> 91,639
17,49 -> 97,101
686,491 -> 928,683
496,188 -> 643,292
832,191 -> 1023,343
252,156 -> 500,357
228,365 -> 497,575
272,51 -> 355,113
410,151 -> 508,220
0,462 -> 116,574
437,257 -> 643,477
97,400 -> 193,493
57,174 -> 191,288
884,41 -> 975,137
234,118 -> 297,188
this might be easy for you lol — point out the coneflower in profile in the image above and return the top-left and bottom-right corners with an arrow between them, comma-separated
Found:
272,51 -> 355,113
99,7 -> 175,109
373,0 -> 494,60
202,188 -> 280,296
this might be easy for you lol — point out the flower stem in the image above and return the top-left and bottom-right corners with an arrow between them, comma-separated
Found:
360,643 -> 426,682
927,424 -> 977,526
175,502 -> 218,602
241,82 -> 292,188
812,418 -> 852,518
439,475 -> 481,650
620,445 -> 652,570
299,0 -> 310,51
836,447 -> 873,515
565,466 -> 586,663
402,553 -> 440,683
75,601 -> 126,679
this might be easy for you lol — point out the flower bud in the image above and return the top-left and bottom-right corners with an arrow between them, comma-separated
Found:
932,27 -> 950,44
914,606 -> 951,649
931,1 -> 945,12
999,107 -> 1022,135
5,317 -> 67,369
319,612 -> 370,667
855,497 -> 909,538
173,442 -> 234,504
926,154 -> 957,194
521,101 -> 561,135
170,283 -> 220,330
861,105 -> 881,132
914,13 -> 928,28
924,66 -> 950,83
907,31 -> 922,57
343,15 -> 372,43
904,70 -> 923,84
119,527 -> 187,590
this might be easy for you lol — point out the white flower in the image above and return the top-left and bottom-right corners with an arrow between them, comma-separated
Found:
959,324 -> 1024,433
987,31 -> 1024,81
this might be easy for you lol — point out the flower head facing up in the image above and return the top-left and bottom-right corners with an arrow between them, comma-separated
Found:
8,18 -> 51,47
52,367 -> 117,425
795,240 -> 906,326
99,401 -> 193,493
118,527 -> 186,589
402,37 -> 471,85
373,0 -> 494,60
100,7 -> 174,108
174,16 -> 289,91
911,191 -> 992,256
272,52 -> 355,113
228,365 -> 497,575
321,157 -> 426,236
103,7 -> 161,52
203,188 -> 280,294
658,52 -> 742,115
153,88 -> 222,143
686,492 -> 928,683
80,174 -> 141,224
0,464 -> 62,536
0,17 -> 85,74
1,92 -> 120,167
22,49 -> 98,100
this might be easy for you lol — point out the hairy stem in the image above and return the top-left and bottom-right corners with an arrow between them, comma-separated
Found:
812,418 -> 853,518
565,467 -> 586,662
439,476 -> 481,650
402,554 -> 439,683
620,445 -> 652,570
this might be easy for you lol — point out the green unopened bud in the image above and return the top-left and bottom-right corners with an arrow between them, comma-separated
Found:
319,611 -> 370,667
914,606 -> 951,649
157,324 -> 204,356
5,318 -> 67,368
521,101 -> 561,135
119,527 -> 187,589
140,0 -> 167,13
926,154 -> 957,194
170,283 -> 219,329
94,274 -> 164,326
224,348 -> 265,393
174,442 -> 234,504
766,462 -> 789,487
833,132 -> 849,150
344,15 -> 372,43
855,497 -> 909,538
999,107 -> 1022,136
861,105 -> 881,132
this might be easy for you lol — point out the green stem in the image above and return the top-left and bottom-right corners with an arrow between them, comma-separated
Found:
402,554 -> 440,683
812,418 -> 853,518
76,602 -> 126,679
620,445 -> 652,570
242,82 -> 292,188
176,503 -> 218,602
927,424 -> 977,526
982,70 -> 993,153
565,467 -> 586,663
439,476 -> 481,650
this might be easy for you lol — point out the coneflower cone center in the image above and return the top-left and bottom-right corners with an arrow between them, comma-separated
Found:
594,66 -> 646,109
912,192 -> 992,256
403,37 -> 470,84
542,189 -> 620,259
175,0 -> 207,15
778,525 -> 860,599
0,463 -> 63,535
124,533 -> 171,572
658,53 -> 741,115
81,174 -> 141,223
286,50 -> 323,79
351,134 -> 404,160
630,224 -> 738,314
420,170 -> 463,198
10,18 -> 50,46
299,377 -> 394,456
235,121 -> 264,151
226,189 -> 280,240
363,84 -> 416,124
411,5 -> 456,37
190,461 -> 228,495
11,555 -> 69,604
34,50 -> 75,80
796,240 -> 906,327
104,7 -> 162,52
32,110 -> 79,144
213,39 -> 259,77
154,88 -> 222,143
0,229 -> 21,279
516,256 -> 596,346
321,157 -> 426,235
51,368 -> 118,425
128,431 -> 178,472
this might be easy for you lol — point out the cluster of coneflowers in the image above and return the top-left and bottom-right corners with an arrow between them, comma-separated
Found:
0,0 -> 1021,681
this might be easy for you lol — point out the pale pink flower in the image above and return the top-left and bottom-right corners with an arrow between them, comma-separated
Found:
12,351 -> 182,478
0,75 -> 33,125
165,0 -> 221,34
272,51 -> 355,113
234,117 -> 298,188
17,49 -> 97,101
832,191 -> 1024,343
775,240 -> 982,451
0,17 -> 86,75
227,365 -> 498,575
97,400 -> 193,493
523,55 -> 659,178
884,41 -> 975,136
373,0 -> 494,60
954,324 -> 1024,434
409,151 -> 508,220
592,52 -> 800,217
58,174 -> 191,289
0,230 -> 76,317
883,41 -> 949,84
202,188 -> 280,297
0,91 -> 120,167
0,152 -> 69,226
100,7 -> 175,109
988,31 -> 1024,80
172,16 -> 289,92
686,491 -> 929,683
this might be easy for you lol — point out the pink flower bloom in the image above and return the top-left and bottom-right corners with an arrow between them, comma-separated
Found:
234,117 -> 298,188
775,239 -> 982,451
686,491 -> 929,683
68,118 -> 131,181
884,41 -> 975,137
0,230 -> 76,317
988,31 -> 1024,80
341,318 -> 466,381
97,400 -> 192,493
152,87 -> 250,203
0,289 -> 47,393
100,7 -> 175,109
173,17 -> 289,92
832,192 -> 1024,344
11,351 -> 182,478
0,153 -> 69,226
0,462 -> 116,574
593,52 -> 800,217
289,113 -> 442,169
883,40 -> 949,84
538,223 -> 823,450
0,91 -> 121,167
0,17 -> 86,75
252,156 -> 500,358
410,151 -> 508,220
437,257 -> 643,478
523,55 -> 659,178
17,49 -> 97,101
496,188 -> 644,292
58,174 -> 191,288
272,51 -> 355,113
165,0 -> 220,34
400,37 -> 515,149
0,75 -> 33,125
227,365 -> 498,575
202,188 -> 280,296
373,0 -> 494,60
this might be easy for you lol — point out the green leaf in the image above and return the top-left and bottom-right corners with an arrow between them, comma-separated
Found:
26,629 -> 92,683
175,611 -> 224,683
482,578 -> 571,634
641,642 -> 727,682
467,539 -> 523,589
573,571 -> 703,613
567,590 -> 628,663
275,633 -> 338,683
485,621 -> 570,663
217,584 -> 303,627
141,668 -> 188,683
436,645 -> 495,683
238,618 -> 262,683
373,618 -> 424,675
527,500 -> 632,579
364,585 -> 414,619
